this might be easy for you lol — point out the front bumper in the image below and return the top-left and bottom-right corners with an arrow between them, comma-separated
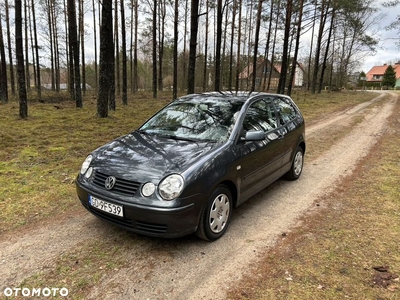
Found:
76,180 -> 205,238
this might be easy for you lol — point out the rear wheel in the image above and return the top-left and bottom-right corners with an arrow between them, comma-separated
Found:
286,146 -> 304,180
196,185 -> 232,241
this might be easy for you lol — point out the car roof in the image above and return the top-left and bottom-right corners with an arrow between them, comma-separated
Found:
175,91 -> 289,104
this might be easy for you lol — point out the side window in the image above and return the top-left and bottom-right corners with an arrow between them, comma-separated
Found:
274,97 -> 297,124
243,100 -> 277,133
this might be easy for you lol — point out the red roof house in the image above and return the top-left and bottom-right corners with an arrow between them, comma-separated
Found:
366,63 -> 400,87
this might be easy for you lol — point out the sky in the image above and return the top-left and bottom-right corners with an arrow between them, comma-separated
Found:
361,2 -> 400,73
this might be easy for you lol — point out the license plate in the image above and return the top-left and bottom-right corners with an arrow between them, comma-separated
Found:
89,195 -> 124,217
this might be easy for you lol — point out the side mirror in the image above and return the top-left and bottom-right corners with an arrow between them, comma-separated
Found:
241,130 -> 266,142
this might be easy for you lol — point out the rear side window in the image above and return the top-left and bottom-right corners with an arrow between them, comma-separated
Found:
274,97 -> 297,124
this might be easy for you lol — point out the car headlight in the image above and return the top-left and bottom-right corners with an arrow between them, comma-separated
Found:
80,155 -> 93,175
158,174 -> 184,200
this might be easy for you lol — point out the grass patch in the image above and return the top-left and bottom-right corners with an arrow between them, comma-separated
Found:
293,90 -> 378,124
227,94 -> 400,299
0,93 -> 167,232
0,90 -> 389,295
19,231 -> 133,299
15,228 -> 164,299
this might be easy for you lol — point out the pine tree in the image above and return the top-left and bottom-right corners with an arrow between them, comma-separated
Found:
382,65 -> 396,88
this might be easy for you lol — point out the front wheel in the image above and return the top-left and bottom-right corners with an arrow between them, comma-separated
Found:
285,146 -> 304,180
196,185 -> 232,241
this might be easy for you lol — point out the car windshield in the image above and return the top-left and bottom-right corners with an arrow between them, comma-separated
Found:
139,98 -> 244,142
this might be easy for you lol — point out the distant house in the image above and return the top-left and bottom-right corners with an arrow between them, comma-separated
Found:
366,63 -> 400,88
238,58 -> 305,91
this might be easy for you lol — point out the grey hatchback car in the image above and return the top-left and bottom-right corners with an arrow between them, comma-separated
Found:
76,92 -> 305,241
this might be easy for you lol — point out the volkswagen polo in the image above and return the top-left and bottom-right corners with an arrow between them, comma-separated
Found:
76,92 -> 306,241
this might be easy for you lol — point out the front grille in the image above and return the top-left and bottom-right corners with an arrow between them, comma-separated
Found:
136,221 -> 168,234
92,171 -> 140,196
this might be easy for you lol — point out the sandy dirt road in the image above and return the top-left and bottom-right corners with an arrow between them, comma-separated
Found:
0,91 -> 397,299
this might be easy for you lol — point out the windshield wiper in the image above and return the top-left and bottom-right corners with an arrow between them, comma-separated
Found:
170,135 -> 219,143
139,130 -> 216,143
162,134 -> 199,142
136,129 -> 153,135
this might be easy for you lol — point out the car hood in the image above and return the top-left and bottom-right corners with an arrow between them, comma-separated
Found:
91,131 -> 218,182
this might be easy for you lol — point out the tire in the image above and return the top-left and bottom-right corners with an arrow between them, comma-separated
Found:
196,185 -> 232,241
285,146 -> 304,181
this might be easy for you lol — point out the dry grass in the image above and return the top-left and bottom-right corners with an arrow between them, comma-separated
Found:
0,91 -> 169,232
291,89 -> 378,124
227,94 -> 400,299
19,230 -> 135,299
1,90 -> 394,299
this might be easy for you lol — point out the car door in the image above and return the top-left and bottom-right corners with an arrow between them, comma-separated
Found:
237,98 -> 285,201
273,96 -> 302,169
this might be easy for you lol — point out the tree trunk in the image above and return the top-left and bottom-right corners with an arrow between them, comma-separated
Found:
68,0 -> 82,107
188,0 -> 199,94
24,0 -> 30,92
318,6 -> 335,93
133,0 -> 138,93
65,0 -> 73,96
221,1 -> 229,88
214,0 -> 223,91
251,0 -> 263,92
98,0 -> 114,117
114,0 -> 120,98
307,3 -> 317,91
262,0 -> 274,91
329,30 -> 336,88
277,0 -> 292,94
267,0 -> 281,91
244,3 -> 254,90
92,0 -> 98,92
0,15 -> 9,103
158,0 -> 165,92
121,0 -> 128,104
182,0 -> 189,91
234,0 -> 242,92
16,0 -> 28,118
5,0 -> 15,96
173,0 -> 179,99
202,0 -> 209,92
228,0 -> 237,91
152,0 -> 157,98
28,1 -> 36,92
52,3 -> 60,92
130,0 -> 133,93
47,0 -> 55,91
287,0 -> 304,96
311,0 -> 329,94
79,0 -> 86,95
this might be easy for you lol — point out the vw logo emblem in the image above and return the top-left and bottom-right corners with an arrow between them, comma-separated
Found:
105,176 -> 116,190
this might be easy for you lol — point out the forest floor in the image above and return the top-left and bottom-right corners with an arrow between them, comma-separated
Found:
0,91 -> 399,299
